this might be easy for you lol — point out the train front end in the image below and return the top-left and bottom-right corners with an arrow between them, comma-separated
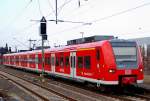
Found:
101,40 -> 144,86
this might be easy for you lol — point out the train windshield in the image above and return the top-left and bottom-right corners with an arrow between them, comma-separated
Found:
111,41 -> 137,69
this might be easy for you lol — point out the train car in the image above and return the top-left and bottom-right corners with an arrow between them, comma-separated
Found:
3,39 -> 144,86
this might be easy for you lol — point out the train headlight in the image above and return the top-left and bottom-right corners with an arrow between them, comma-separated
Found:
140,68 -> 143,72
97,64 -> 100,68
108,69 -> 115,73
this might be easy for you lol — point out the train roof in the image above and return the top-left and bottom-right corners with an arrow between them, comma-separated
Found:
43,40 -> 107,53
4,39 -> 138,56
4,40 -> 108,56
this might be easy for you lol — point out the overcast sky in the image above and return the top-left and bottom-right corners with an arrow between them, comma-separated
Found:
0,0 -> 150,50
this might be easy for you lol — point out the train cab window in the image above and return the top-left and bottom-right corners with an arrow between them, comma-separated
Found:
60,57 -> 64,67
56,57 -> 59,66
65,56 -> 69,67
96,49 -> 100,60
78,57 -> 83,68
84,56 -> 91,69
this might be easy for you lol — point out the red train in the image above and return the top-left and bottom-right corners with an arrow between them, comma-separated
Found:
3,40 -> 144,86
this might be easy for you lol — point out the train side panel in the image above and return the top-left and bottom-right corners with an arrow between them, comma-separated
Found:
76,48 -> 98,80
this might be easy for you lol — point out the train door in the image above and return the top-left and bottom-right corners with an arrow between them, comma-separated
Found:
38,53 -> 42,70
35,53 -> 38,70
70,52 -> 76,78
95,48 -> 101,78
19,55 -> 21,67
51,53 -> 55,73
63,52 -> 70,75
44,53 -> 51,71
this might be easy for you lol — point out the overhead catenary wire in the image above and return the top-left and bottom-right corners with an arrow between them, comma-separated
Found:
16,1 -> 150,37
10,38 -> 29,51
17,0 -> 75,35
0,0 -> 32,33
37,0 -> 43,16
14,22 -> 39,36
18,0 -> 74,33
13,37 -> 29,49
57,0 -> 73,15
10,0 -> 32,24
46,0 -> 73,18
47,0 -> 55,15
10,1 -> 150,45
51,1 -> 150,36
91,2 -> 150,23
12,0 -> 32,22
61,0 -> 95,20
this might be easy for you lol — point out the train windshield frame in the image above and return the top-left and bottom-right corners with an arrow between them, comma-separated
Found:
111,41 -> 138,69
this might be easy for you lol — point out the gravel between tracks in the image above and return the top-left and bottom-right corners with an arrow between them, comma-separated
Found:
0,65 -> 119,101
0,76 -> 36,101
0,70 -> 68,101
144,75 -> 150,85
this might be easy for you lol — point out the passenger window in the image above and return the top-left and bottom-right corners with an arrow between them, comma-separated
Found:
65,56 -> 69,67
38,58 -> 42,64
47,57 -> 51,65
32,57 -> 35,63
45,57 -> 51,65
78,57 -> 83,68
60,57 -> 64,67
84,56 -> 91,69
96,49 -> 100,60
56,57 -> 59,66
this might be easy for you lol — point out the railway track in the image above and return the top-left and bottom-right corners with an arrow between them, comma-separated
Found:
1,65 -> 150,101
134,93 -> 150,100
105,85 -> 150,101
0,71 -> 69,101
0,66 -> 116,101
121,91 -> 150,101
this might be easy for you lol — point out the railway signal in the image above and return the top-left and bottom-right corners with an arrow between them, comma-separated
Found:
40,16 -> 47,79
40,16 -> 47,40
